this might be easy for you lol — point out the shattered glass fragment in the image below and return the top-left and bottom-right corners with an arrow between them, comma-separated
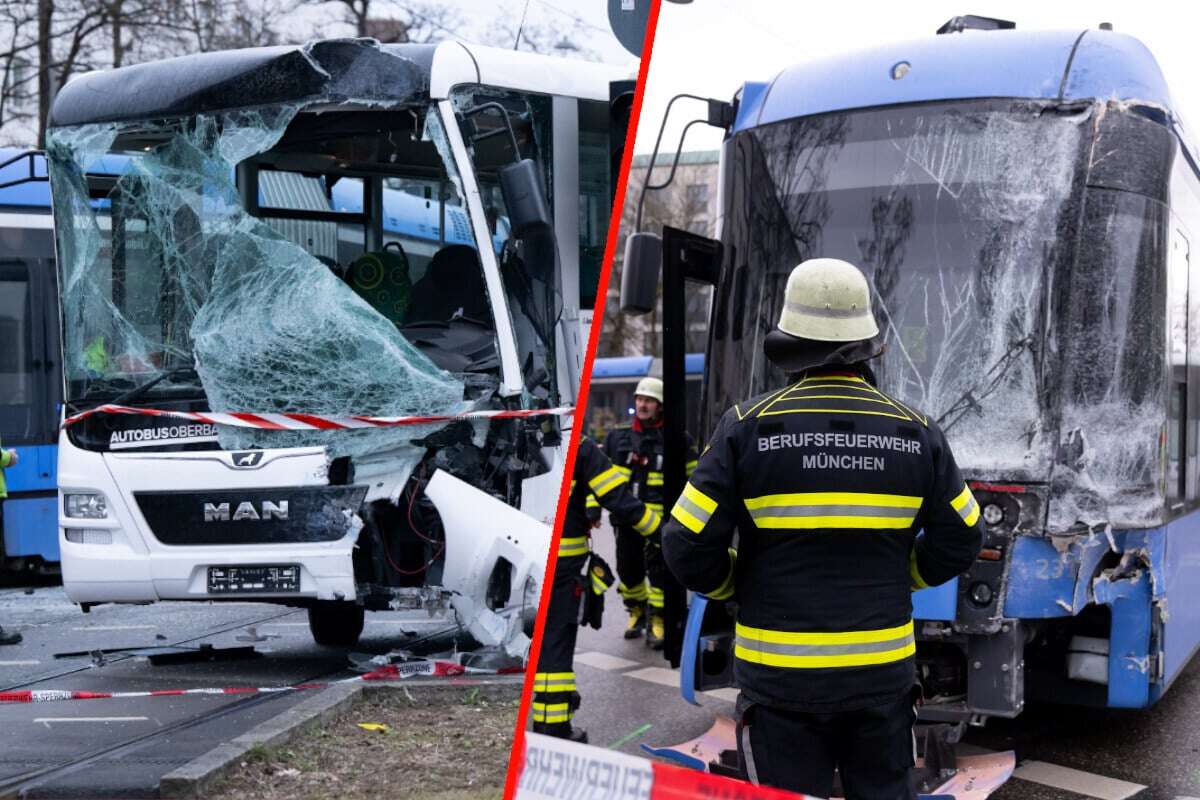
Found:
47,49 -> 472,460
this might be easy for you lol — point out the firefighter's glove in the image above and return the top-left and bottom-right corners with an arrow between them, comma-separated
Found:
578,554 -> 616,630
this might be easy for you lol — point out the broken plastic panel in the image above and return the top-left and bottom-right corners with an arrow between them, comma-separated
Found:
45,44 -> 495,460
708,99 -> 1170,532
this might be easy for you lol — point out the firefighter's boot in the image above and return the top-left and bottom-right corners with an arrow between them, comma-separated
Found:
647,612 -> 665,650
624,604 -> 646,639
538,721 -> 588,743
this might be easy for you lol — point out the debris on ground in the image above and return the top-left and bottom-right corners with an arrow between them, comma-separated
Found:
208,687 -> 518,800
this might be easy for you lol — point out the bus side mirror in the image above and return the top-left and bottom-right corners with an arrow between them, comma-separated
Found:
621,231 -> 661,315
499,159 -> 552,237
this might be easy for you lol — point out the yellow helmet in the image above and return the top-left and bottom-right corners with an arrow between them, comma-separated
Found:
634,377 -> 664,403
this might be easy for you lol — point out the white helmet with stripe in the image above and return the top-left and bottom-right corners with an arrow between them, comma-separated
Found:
764,258 -> 883,373
777,258 -> 879,342
634,377 -> 664,403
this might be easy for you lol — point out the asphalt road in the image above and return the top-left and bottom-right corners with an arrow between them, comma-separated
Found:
573,521 -> 1200,800
0,586 -> 470,798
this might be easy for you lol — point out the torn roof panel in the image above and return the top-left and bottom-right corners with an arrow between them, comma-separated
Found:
50,39 -> 438,128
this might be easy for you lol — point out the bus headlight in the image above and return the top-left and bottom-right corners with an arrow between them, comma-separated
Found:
64,493 -> 109,519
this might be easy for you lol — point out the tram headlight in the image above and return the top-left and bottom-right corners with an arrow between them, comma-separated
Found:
982,503 -> 1005,526
64,493 -> 108,519
969,581 -> 994,607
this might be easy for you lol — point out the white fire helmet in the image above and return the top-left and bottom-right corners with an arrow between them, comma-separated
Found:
634,377 -> 664,403
776,258 -> 879,342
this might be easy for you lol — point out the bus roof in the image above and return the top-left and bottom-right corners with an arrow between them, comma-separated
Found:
0,149 -> 50,208
591,354 -> 704,379
734,29 -> 1175,133
50,39 -> 628,129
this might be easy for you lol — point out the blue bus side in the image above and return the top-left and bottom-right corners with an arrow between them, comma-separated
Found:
2,443 -> 59,562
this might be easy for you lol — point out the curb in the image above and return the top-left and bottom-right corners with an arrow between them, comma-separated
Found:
159,674 -> 523,798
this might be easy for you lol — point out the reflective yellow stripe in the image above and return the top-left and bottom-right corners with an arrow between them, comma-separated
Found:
647,471 -> 664,486
951,485 -> 980,527
591,573 -> 609,594
619,581 -> 649,601
671,482 -> 718,533
589,465 -> 628,497
646,502 -> 664,513
616,466 -> 633,477
909,550 -> 929,590
585,494 -> 600,509
705,549 -> 737,601
686,460 -> 698,475
558,536 -> 589,558
634,506 -> 661,537
735,620 -> 915,669
744,491 -> 921,530
531,701 -> 572,723
533,672 -> 576,692
647,585 -> 664,609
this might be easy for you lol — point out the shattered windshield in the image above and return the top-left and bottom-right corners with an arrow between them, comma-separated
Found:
46,99 -> 501,458
711,100 -> 1169,521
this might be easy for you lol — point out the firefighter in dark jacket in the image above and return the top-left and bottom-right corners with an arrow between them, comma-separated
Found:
663,258 -> 983,800
533,436 -> 661,742
589,377 -> 697,647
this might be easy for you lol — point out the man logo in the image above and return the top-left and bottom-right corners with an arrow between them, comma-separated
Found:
231,451 -> 263,468
203,501 -> 289,522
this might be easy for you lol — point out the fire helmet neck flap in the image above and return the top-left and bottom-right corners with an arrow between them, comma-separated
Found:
764,258 -> 884,374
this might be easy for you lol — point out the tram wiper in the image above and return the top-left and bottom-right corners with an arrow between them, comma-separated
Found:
937,335 -> 1034,434
109,364 -> 198,406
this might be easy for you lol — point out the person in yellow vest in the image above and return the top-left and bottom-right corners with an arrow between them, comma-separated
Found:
0,440 -> 24,645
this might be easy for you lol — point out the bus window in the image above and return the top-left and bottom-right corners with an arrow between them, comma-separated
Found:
579,100 -> 610,311
0,260 -> 33,441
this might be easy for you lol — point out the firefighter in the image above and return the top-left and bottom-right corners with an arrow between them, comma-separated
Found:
533,436 -> 661,742
0,441 -> 23,646
662,258 -> 982,799
589,377 -> 697,647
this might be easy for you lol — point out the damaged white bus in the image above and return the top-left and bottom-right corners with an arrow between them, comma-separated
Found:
45,39 -> 629,653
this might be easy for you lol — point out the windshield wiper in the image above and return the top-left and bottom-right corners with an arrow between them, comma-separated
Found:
109,364 -> 198,407
937,335 -> 1034,434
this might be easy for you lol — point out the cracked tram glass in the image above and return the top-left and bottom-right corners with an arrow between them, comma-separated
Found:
46,90 -> 513,461
710,99 -> 1171,531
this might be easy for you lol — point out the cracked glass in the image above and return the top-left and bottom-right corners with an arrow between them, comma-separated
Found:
710,99 -> 1173,531
44,46 -> 515,461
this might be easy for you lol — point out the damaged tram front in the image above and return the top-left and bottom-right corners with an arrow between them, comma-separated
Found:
46,39 -> 625,651
650,25 -> 1200,723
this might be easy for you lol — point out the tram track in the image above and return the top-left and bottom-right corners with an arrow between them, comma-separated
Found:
0,606 -> 304,694
0,661 -> 350,798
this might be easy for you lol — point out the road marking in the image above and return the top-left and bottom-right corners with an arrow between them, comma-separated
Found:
1013,760 -> 1146,799
608,723 -> 653,750
625,666 -> 681,688
575,651 -> 643,671
70,625 -> 156,631
703,688 -> 739,703
0,660 -> 40,666
35,717 -> 149,726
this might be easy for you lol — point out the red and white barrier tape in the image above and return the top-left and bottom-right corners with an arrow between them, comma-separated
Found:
517,732 -> 818,800
0,659 -> 520,705
62,404 -> 575,431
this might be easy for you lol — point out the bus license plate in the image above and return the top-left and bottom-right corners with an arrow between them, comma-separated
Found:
208,565 -> 300,594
